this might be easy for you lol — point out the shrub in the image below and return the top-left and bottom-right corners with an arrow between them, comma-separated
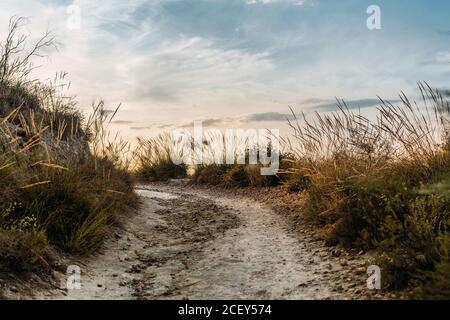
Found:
192,164 -> 229,185
192,163 -> 283,188
244,164 -> 280,187
15,184 -> 92,248
415,234 -> 450,299
135,135 -> 187,181
223,165 -> 250,188
0,229 -> 49,273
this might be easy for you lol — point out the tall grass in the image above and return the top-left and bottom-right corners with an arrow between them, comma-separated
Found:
135,134 -> 187,181
285,82 -> 449,297
0,17 -> 137,274
191,131 -> 287,187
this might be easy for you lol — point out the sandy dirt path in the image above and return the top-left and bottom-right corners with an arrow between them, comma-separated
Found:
29,183 -> 370,300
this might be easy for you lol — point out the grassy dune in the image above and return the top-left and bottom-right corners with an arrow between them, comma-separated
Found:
283,84 -> 450,298
0,17 -> 137,275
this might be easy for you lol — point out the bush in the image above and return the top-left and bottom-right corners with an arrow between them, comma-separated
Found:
192,163 -> 282,188
139,157 -> 186,181
416,234 -> 450,299
135,135 -> 187,181
0,229 -> 48,273
192,164 -> 229,185
223,165 -> 250,188
245,164 -> 281,187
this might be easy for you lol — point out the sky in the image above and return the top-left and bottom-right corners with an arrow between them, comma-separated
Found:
1,0 -> 449,141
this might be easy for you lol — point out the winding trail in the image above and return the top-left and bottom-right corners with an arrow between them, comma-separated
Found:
33,182 -> 369,300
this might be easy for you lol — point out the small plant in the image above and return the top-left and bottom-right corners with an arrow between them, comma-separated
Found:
0,229 -> 48,273
135,134 -> 187,181
192,164 -> 229,185
223,165 -> 250,188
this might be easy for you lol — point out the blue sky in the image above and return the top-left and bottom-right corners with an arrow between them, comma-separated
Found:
1,0 -> 449,139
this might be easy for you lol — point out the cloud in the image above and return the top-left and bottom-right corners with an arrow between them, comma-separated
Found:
301,98 -> 329,105
176,112 -> 295,129
129,123 -> 175,130
129,126 -> 151,131
1,0 -> 449,142
178,117 -> 231,128
313,99 -> 385,111
156,124 -> 173,129
240,112 -> 294,122
421,52 -> 450,65
111,120 -> 135,125
437,30 -> 450,36
143,86 -> 179,102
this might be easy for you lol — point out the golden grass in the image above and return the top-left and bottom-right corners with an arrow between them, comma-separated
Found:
0,17 -> 138,274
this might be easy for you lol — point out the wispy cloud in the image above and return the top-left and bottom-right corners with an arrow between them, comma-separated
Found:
240,112 -> 294,122
176,111 -> 295,128
313,99 -> 385,111
178,117 -> 233,128
437,29 -> 450,36
422,52 -> 450,65
111,120 -> 135,125
130,126 -> 151,131
0,0 -> 449,141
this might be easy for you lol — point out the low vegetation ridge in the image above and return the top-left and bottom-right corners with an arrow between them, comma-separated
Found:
0,17 -> 137,288
137,84 -> 450,299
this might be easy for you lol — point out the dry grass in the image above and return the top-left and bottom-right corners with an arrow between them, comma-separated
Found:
285,82 -> 450,297
135,134 -> 187,181
190,132 -> 287,187
0,17 -> 137,275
